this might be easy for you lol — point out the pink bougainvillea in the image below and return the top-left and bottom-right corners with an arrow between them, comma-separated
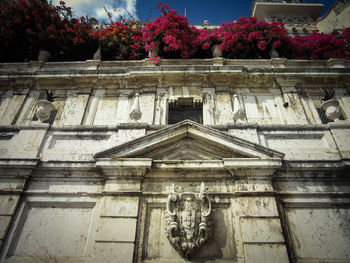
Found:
0,1 -> 350,62
289,30 -> 347,60
141,3 -> 199,59
218,17 -> 290,59
0,0 -> 97,62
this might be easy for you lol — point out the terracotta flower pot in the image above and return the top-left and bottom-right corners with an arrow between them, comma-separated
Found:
36,100 -> 55,122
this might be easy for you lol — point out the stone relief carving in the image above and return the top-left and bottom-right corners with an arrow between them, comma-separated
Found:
165,182 -> 213,258
232,94 -> 245,121
202,92 -> 216,125
129,93 -> 142,121
156,92 -> 166,125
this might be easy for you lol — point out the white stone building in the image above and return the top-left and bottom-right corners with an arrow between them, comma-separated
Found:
317,0 -> 350,33
0,2 -> 350,263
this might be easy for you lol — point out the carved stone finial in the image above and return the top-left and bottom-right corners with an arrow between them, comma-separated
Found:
321,99 -> 342,121
129,93 -> 142,121
232,94 -> 245,121
165,183 -> 213,258
35,100 -> 55,122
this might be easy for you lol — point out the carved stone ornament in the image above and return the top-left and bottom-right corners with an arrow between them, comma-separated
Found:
129,93 -> 142,121
165,182 -> 213,258
35,100 -> 55,122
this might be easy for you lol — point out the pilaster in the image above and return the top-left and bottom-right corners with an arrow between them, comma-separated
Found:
275,77 -> 308,125
225,159 -> 289,263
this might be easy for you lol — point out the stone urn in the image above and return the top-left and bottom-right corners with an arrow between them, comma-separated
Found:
35,100 -> 55,122
320,99 -> 342,121
148,47 -> 159,58
93,45 -> 101,60
37,49 -> 52,62
211,44 -> 222,58
270,48 -> 279,58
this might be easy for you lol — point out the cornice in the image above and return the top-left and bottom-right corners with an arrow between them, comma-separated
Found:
0,59 -> 349,90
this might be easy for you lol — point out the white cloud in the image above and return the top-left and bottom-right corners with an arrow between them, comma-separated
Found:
53,0 -> 138,22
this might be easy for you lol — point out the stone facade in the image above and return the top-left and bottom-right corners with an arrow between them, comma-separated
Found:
317,0 -> 350,33
251,0 -> 322,36
0,58 -> 349,263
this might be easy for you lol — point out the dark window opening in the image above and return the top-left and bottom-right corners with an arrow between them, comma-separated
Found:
32,109 -> 58,125
316,108 -> 344,124
168,98 -> 203,124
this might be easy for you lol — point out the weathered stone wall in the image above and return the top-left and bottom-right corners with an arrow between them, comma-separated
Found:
0,59 -> 349,263
316,0 -> 350,33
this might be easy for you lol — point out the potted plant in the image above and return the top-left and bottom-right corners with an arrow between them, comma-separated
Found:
141,3 -> 199,59
97,19 -> 146,60
219,17 -> 290,59
198,27 -> 223,58
320,89 -> 342,121
290,30 -> 346,60
35,90 -> 57,122
0,0 -> 97,62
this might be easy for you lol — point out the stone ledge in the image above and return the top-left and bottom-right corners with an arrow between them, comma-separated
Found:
281,160 -> 347,170
0,158 -> 38,168
0,124 -> 49,131
0,123 -> 329,133
24,191 -> 102,196
50,123 -> 149,131
1,58 -> 349,73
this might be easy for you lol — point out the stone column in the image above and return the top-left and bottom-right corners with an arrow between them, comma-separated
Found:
15,90 -> 40,124
336,86 -> 350,120
0,176 -> 27,256
60,88 -> 91,125
0,89 -> 28,125
116,92 -> 131,123
0,125 -> 48,260
138,90 -> 156,124
154,88 -> 168,125
275,77 -> 308,125
215,87 -> 233,125
298,89 -> 323,124
93,159 -> 152,263
202,88 -> 216,125
82,89 -> 105,125
225,160 -> 289,263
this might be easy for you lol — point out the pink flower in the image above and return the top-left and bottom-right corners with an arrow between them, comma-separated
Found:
202,41 -> 210,50
258,40 -> 266,51
272,40 -> 281,49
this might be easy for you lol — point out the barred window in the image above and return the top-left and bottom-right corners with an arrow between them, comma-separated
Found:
168,98 -> 203,124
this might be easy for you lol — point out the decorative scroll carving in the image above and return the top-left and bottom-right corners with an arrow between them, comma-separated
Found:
165,182 -> 213,258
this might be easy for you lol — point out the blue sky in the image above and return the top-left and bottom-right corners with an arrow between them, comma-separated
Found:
55,0 -> 337,24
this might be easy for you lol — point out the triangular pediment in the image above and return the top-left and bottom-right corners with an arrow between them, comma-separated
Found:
94,120 -> 284,160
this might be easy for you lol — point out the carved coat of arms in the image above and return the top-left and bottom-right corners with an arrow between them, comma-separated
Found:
165,182 -> 213,258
